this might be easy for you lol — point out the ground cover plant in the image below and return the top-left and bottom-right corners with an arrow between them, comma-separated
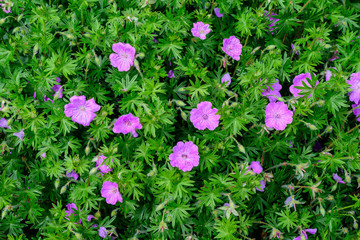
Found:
1,0 -> 360,239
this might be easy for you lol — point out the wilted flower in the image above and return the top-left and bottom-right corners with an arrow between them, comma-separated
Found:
289,73 -> 318,98
65,203 -> 81,224
13,129 -> 25,141
221,73 -> 231,86
265,102 -> 293,131
291,43 -> 299,55
333,173 -> 345,184
214,8 -> 223,18
169,141 -> 200,172
96,155 -> 113,174
269,228 -> 282,239
294,228 -> 317,240
66,170 -> 79,180
101,181 -> 123,205
113,113 -> 142,137
109,42 -> 136,72
347,72 -> 360,104
190,101 -> 220,130
191,22 -> 211,40
168,70 -> 175,78
261,80 -> 282,102
0,0 -> 11,13
0,118 -> 10,129
329,50 -> 339,61
52,77 -> 63,99
256,180 -> 266,192
250,161 -> 263,174
87,215 -> 95,222
99,227 -> 107,238
64,95 -> 101,127
222,36 -> 242,61
44,95 -> 54,104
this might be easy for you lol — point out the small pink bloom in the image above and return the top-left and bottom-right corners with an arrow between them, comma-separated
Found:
214,8 -> 223,18
101,181 -> 123,205
190,101 -> 220,130
222,36 -> 242,61
221,73 -> 231,86
64,95 -> 101,127
113,113 -> 142,137
191,22 -> 211,40
169,141 -> 200,172
265,102 -> 293,131
109,43 -> 136,72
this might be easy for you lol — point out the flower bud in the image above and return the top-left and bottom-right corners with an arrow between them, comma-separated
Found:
2,106 -> 10,112
85,145 -> 91,155
331,183 -> 337,192
237,144 -> 245,153
345,172 -> 351,183
55,179 -> 60,189
251,46 -> 261,54
17,15 -> 24,21
265,45 -> 276,50
174,100 -> 186,107
111,209 -> 117,217
320,205 -> 325,216
73,231 -> 82,240
89,167 -> 98,175
0,18 -> 6,25
325,125 -> 333,133
354,220 -> 358,229
327,195 -> 334,201
60,185 -> 67,194
95,210 -> 101,219
137,53 -> 145,59
94,55 -> 101,67
317,100 -> 325,107
12,27 -> 21,34
181,111 -> 187,121
342,227 -> 348,234
134,59 -> 140,70
357,177 -> 360,188
178,87 -> 186,92
306,123 -> 318,131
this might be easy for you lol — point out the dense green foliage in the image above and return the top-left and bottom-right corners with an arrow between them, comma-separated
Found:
1,0 -> 360,239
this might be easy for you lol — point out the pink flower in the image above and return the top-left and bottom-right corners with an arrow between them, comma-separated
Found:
41,153 -> 46,158
99,227 -> 107,238
66,170 -> 79,180
191,22 -> 211,40
113,113 -> 142,137
96,155 -> 112,174
0,0 -> 11,13
325,67 -> 337,81
169,141 -> 200,172
352,103 -> 360,121
190,101 -> 220,130
44,95 -> 54,104
329,50 -> 339,61
64,95 -> 101,127
13,129 -> 25,141
294,228 -> 317,240
265,102 -> 293,131
263,11 -> 279,33
261,80 -> 282,102
168,70 -> 175,78
101,181 -> 123,205
214,8 -> 223,18
109,42 -> 136,72
289,73 -> 318,98
256,180 -> 266,192
333,173 -> 345,184
52,78 -> 63,99
347,72 -> 360,104
222,36 -> 242,61
250,161 -> 263,174
221,73 -> 231,86
0,118 -> 10,129
65,203 -> 81,224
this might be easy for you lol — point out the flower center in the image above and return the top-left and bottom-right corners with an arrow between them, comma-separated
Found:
80,106 -> 86,111
227,46 -> 233,52
112,188 -> 117,194
199,30 -> 205,34
274,113 -> 281,119
181,154 -> 188,159
122,54 -> 128,59
125,120 -> 132,126
202,114 -> 208,120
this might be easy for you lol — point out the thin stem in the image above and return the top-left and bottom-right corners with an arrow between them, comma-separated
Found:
299,0 -> 312,13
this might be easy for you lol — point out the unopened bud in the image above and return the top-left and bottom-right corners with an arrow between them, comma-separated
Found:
237,144 -> 245,153
137,53 -> 145,59
0,18 -> 6,25
320,205 -> 325,216
345,171 -> 351,183
65,33 -> 75,39
156,201 -> 168,211
331,183 -> 337,192
83,33 -> 91,38
325,126 -> 333,133
134,59 -> 140,70
17,15 -> 24,21
173,100 -> 186,107
12,27 -> 21,34
357,177 -> 360,188
327,195 -> 334,201
178,87 -> 186,92
354,220 -> 358,229
265,45 -> 276,51
85,145 -> 90,155
60,185 -> 67,194
2,106 -> 10,112
251,46 -> 261,54
89,167 -> 98,175
95,210 -> 101,219
73,231 -> 82,240
55,179 -> 60,189
147,169 -> 156,177
166,215 -> 171,222
305,123 -> 318,131
317,100 -> 325,107
94,56 -> 101,67
181,111 -> 187,121
111,209 -> 117,217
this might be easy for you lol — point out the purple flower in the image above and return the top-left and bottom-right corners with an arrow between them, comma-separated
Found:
256,180 -> 266,192
52,84 -> 63,99
222,36 -> 242,61
325,67 -> 336,81
153,37 -> 159,43
33,91 -> 36,99
99,227 -> 107,238
66,170 -> 79,180
41,153 -> 46,158
250,161 -> 263,174
87,215 -> 95,222
64,95 -> 101,127
65,203 -> 81,224
352,104 -> 360,121
0,118 -> 10,129
109,42 -> 136,72
265,102 -> 293,131
0,1 -> 11,13
214,8 -> 223,18
333,173 -> 345,184
291,43 -> 299,55
261,80 -> 282,102
96,155 -> 113,174
101,181 -> 123,205
168,70 -> 175,78
191,22 -> 211,40
113,113 -> 142,137
169,141 -> 200,172
224,203 -> 230,207
347,72 -> 360,104
289,73 -> 318,98
190,101 -> 220,130
44,95 -> 54,104
264,11 -> 279,33
294,228 -> 317,240
221,73 -> 231,86
13,129 -> 25,141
